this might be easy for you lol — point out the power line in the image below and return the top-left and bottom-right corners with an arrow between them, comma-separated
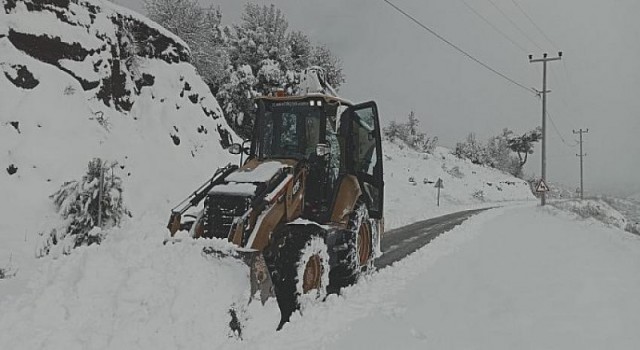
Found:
459,0 -> 528,54
509,0 -> 560,50
546,110 -> 577,147
486,0 -> 543,51
381,0 -> 536,95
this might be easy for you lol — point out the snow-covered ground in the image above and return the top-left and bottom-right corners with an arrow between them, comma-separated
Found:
3,203 -> 640,349
3,1 -> 639,349
298,205 -> 640,350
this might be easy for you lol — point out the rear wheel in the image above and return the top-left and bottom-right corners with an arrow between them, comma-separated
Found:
268,225 -> 329,330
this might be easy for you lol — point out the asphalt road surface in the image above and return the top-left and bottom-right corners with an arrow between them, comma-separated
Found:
375,208 -> 489,269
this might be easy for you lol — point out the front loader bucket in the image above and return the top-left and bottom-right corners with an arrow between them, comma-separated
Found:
202,246 -> 275,304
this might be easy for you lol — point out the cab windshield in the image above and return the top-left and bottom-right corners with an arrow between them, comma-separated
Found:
257,101 -> 324,159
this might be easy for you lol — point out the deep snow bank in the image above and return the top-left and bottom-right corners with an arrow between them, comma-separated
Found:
551,198 -> 640,235
0,220 -> 272,349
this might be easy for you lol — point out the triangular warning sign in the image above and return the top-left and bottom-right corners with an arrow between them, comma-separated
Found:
535,179 -> 550,192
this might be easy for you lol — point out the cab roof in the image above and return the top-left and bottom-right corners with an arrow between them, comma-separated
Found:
256,93 -> 354,107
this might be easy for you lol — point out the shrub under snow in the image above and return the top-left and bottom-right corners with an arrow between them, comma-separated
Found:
550,199 -> 639,235
37,158 -> 131,257
0,266 -> 16,279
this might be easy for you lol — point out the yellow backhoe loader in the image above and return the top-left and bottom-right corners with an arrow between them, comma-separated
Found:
167,68 -> 384,328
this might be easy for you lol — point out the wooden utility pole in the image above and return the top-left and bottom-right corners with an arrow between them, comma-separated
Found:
573,128 -> 589,200
529,52 -> 562,206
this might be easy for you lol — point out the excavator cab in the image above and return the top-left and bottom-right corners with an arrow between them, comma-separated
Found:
245,95 -> 384,225
252,98 -> 327,160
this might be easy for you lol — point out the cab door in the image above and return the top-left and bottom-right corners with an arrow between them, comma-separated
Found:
341,102 -> 384,219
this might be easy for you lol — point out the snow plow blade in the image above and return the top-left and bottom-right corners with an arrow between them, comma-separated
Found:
201,246 -> 275,304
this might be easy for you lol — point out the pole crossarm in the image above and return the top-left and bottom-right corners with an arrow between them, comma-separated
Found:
529,57 -> 562,63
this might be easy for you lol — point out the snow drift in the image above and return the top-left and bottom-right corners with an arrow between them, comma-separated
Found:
551,198 -> 640,235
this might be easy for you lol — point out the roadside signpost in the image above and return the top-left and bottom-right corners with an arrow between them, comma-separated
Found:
535,179 -> 549,193
435,178 -> 443,206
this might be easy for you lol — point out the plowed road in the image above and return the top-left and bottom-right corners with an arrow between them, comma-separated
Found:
375,208 -> 489,269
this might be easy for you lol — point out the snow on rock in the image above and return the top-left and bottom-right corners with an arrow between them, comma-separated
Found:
383,141 -> 535,229
0,0 -> 237,293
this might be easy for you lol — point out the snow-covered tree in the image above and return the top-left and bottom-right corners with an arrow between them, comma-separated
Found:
309,44 -> 345,88
231,4 -> 290,69
145,0 -> 230,92
383,120 -> 408,143
288,30 -> 312,72
383,111 -> 438,153
37,158 -> 131,257
455,133 -> 490,165
507,127 -> 542,169
216,4 -> 291,138
216,65 -> 258,138
455,127 -> 540,178
487,128 -> 521,177
217,3 -> 346,138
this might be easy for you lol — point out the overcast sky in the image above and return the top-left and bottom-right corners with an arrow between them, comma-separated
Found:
120,0 -> 640,196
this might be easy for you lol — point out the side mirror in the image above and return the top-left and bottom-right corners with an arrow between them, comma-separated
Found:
229,143 -> 242,155
241,139 -> 251,155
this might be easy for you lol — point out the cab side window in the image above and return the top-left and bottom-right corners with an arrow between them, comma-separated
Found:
353,109 -> 377,176
352,106 -> 382,218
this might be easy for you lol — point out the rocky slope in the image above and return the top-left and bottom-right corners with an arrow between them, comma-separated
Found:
1,0 -> 238,267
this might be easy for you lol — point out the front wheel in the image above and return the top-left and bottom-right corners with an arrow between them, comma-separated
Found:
268,225 -> 329,330
329,202 -> 374,292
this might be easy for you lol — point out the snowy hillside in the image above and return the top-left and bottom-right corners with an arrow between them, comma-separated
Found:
382,140 -> 534,229
1,0 -> 238,277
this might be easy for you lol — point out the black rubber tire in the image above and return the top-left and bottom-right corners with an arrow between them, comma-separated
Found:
267,224 -> 329,330
328,201 -> 373,292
